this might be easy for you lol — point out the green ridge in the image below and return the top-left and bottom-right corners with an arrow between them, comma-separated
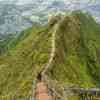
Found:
0,11 -> 100,99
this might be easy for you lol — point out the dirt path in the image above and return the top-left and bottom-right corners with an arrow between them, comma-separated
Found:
41,23 -> 58,76
35,23 -> 58,100
36,81 -> 52,100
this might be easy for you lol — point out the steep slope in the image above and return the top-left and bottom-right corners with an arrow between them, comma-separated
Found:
47,11 -> 100,88
0,25 -> 52,99
0,11 -> 100,100
0,33 -> 15,55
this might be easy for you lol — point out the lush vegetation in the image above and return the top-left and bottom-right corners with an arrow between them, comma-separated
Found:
47,11 -> 100,88
0,11 -> 100,99
0,33 -> 14,55
0,25 -> 52,99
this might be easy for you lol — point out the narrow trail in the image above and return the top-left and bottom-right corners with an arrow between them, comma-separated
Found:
41,23 -> 58,77
33,23 -> 58,100
35,78 -> 52,100
36,24 -> 58,100
34,21 -> 68,100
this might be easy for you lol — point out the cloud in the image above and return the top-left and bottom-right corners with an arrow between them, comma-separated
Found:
16,0 -> 33,4
0,0 -> 99,5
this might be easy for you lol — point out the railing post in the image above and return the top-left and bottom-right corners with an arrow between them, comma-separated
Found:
89,94 -> 93,100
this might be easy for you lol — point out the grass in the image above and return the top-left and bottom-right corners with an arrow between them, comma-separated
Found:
47,11 -> 100,89
0,25 -> 52,99
0,11 -> 100,100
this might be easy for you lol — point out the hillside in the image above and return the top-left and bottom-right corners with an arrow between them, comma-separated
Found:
0,33 -> 15,55
47,11 -> 100,87
0,11 -> 100,100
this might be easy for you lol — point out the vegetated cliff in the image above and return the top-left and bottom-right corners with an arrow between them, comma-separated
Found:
0,11 -> 100,100
47,11 -> 100,88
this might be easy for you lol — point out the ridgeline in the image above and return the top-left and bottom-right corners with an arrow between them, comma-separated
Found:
0,11 -> 100,100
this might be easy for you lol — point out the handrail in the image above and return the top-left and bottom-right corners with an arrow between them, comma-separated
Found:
64,87 -> 100,95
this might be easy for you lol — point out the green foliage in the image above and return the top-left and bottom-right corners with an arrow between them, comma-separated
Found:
0,26 -> 51,99
0,34 -> 14,55
0,11 -> 100,100
47,11 -> 100,88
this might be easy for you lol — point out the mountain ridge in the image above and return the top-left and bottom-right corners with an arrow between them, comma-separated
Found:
0,11 -> 100,100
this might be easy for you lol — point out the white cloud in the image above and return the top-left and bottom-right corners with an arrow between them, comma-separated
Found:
0,0 -> 99,5
16,0 -> 33,4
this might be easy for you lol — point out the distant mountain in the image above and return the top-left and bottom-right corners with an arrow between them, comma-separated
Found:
85,4 -> 100,22
0,3 -> 34,34
47,0 -> 67,10
0,0 -> 67,34
0,0 -> 100,34
88,4 -> 100,11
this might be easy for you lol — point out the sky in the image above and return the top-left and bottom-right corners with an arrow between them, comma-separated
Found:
0,0 -> 100,34
0,0 -> 100,20
0,0 -> 100,5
